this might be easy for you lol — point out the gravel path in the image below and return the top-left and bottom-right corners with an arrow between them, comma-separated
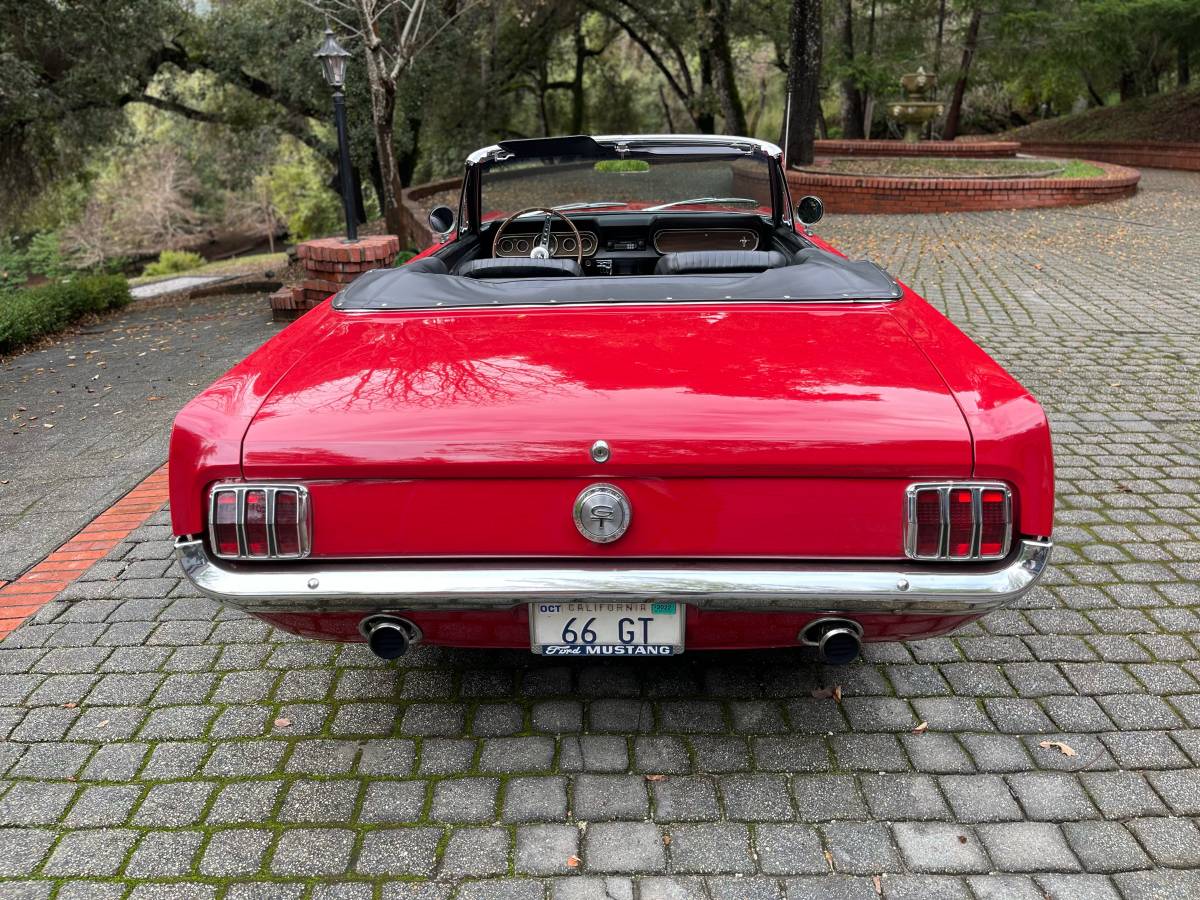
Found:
2,170 -> 1199,898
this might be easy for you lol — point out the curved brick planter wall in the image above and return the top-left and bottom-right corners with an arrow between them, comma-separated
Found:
399,176 -> 461,248
814,139 -> 1019,158
1017,141 -> 1200,172
784,160 -> 1140,214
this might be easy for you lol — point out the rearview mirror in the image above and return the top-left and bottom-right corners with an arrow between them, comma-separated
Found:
428,205 -> 455,237
797,195 -> 824,226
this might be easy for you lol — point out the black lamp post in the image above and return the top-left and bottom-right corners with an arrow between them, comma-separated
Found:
315,28 -> 358,243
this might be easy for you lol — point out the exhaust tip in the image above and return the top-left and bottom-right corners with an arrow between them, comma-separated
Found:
818,627 -> 862,665
799,617 -> 864,665
360,616 -> 422,660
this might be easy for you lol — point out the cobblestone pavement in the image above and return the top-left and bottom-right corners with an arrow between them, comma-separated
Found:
0,293 -> 281,580
2,170 -> 1200,899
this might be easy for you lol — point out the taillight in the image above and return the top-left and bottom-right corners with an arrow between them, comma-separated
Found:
208,485 -> 310,560
213,491 -> 240,556
274,490 -> 301,556
979,489 -> 1009,556
244,490 -> 269,557
905,483 -> 1011,561
948,489 -> 974,558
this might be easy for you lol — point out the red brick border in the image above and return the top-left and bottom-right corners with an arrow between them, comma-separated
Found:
1017,140 -> 1200,172
784,160 -> 1140,214
814,139 -> 1020,158
0,463 -> 170,639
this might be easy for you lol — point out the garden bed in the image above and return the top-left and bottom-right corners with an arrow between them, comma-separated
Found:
785,159 -> 1139,214
802,157 -> 1105,180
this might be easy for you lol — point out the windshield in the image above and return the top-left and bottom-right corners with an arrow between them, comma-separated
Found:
480,154 -> 774,221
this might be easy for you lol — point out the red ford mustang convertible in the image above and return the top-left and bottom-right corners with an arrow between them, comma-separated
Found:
170,134 -> 1053,664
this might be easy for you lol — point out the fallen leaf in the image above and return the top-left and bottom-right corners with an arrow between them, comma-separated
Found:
61,702 -> 77,709
957,835 -> 968,844
662,834 -> 672,846
823,849 -> 834,871
566,855 -> 580,868
1038,740 -> 1077,757
811,685 -> 843,701
912,721 -> 929,734
273,717 -> 292,729
96,720 -> 109,728
644,774 -> 668,782
43,422 -> 54,428
872,875 -> 882,895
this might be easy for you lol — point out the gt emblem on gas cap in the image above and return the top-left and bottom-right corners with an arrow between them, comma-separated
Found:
573,483 -> 631,544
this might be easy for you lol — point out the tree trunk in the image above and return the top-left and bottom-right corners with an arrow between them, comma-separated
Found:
570,14 -> 587,133
658,84 -> 676,132
838,0 -> 864,139
708,0 -> 748,134
357,0 -> 404,237
1082,71 -> 1105,107
933,0 -> 947,76
1181,42 -> 1191,87
781,0 -> 822,167
1119,68 -> 1137,101
697,28 -> 716,133
942,8 -> 982,142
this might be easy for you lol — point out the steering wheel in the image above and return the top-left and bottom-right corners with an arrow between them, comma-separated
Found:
492,207 -> 583,267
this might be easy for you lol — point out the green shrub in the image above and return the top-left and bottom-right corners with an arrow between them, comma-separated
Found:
142,250 -> 205,278
0,275 -> 131,355
594,159 -> 650,173
0,230 -> 70,288
264,159 -> 341,241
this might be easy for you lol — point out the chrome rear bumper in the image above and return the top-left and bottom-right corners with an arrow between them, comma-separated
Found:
175,538 -> 1052,616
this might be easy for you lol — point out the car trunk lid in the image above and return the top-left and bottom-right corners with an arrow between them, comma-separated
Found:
241,303 -> 971,479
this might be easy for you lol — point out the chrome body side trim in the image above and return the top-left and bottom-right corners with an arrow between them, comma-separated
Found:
175,538 -> 1052,617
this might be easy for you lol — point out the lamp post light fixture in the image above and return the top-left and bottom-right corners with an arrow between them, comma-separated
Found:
315,28 -> 358,243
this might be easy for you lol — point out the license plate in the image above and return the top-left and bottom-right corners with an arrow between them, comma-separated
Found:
530,601 -> 684,656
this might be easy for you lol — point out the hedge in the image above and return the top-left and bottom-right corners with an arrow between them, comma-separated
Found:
0,275 -> 132,355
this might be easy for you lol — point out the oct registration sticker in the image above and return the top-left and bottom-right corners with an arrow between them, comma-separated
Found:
531,601 -> 684,656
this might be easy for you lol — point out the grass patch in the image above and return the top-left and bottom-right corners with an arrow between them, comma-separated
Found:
129,251 -> 289,286
0,275 -> 131,355
816,157 -> 1068,178
142,249 -> 205,278
594,159 -> 650,173
1059,159 -> 1106,179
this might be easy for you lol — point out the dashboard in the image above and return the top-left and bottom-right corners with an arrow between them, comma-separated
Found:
488,213 -> 769,275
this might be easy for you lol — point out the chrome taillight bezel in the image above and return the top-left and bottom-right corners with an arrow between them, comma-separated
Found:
904,482 -> 1012,561
208,484 -> 311,560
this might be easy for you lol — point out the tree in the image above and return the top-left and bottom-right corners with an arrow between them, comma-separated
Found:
303,0 -> 488,235
0,0 -> 183,222
836,0 -> 865,139
941,5 -> 981,141
780,0 -> 822,166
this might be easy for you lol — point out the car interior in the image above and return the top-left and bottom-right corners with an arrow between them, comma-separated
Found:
411,211 -> 807,280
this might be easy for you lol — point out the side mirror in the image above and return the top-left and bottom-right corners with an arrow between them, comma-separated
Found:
797,195 -> 824,226
428,205 -> 455,237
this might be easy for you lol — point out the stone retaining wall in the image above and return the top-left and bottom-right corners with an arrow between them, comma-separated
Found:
785,160 -> 1140,214
1017,140 -> 1200,172
814,139 -> 1020,158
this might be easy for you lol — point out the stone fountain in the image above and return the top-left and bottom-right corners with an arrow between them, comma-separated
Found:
889,67 -> 944,143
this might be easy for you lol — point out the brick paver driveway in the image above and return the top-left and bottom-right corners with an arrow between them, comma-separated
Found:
2,170 -> 1200,899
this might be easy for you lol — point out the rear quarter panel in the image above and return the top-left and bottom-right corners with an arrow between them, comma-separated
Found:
887,287 -> 1054,538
